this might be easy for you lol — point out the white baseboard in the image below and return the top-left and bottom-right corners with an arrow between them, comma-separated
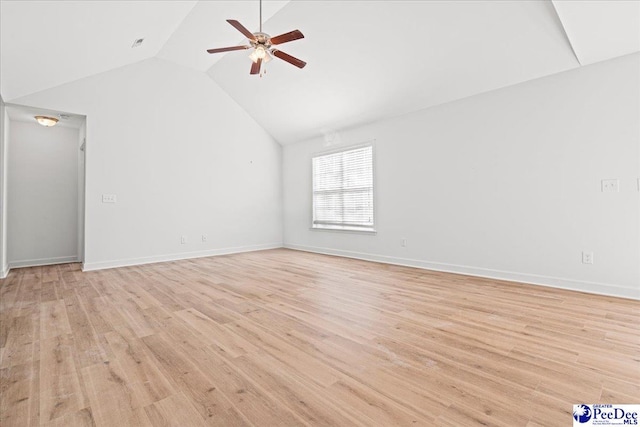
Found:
82,243 -> 283,272
0,265 -> 8,279
284,244 -> 639,300
9,256 -> 79,269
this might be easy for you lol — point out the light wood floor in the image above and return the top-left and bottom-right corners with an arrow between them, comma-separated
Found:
1,249 -> 638,426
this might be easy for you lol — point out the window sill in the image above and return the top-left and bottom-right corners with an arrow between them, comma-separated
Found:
310,225 -> 377,235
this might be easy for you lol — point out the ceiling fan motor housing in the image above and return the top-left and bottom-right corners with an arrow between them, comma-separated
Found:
251,32 -> 272,49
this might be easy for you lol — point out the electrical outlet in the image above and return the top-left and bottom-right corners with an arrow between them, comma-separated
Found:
401,238 -> 407,247
601,179 -> 619,193
582,251 -> 594,265
181,235 -> 187,244
202,235 -> 207,243
102,194 -> 117,203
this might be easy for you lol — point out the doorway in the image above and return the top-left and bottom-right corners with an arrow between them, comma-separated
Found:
5,104 -> 86,268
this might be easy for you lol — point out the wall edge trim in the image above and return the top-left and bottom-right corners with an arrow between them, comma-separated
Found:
9,256 -> 79,269
82,242 -> 283,272
284,244 -> 639,300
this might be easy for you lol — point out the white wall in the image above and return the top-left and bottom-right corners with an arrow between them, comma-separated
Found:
8,121 -> 79,267
13,58 -> 283,270
0,96 -> 7,277
283,53 -> 640,299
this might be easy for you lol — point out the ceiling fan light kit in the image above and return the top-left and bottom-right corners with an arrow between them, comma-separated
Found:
206,0 -> 306,76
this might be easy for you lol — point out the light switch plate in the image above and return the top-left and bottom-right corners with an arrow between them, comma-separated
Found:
102,194 -> 117,203
601,179 -> 619,193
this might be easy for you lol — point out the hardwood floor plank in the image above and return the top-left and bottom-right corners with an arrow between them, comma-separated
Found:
40,300 -> 72,340
224,318 -> 342,387
64,294 -> 109,368
0,251 -> 637,426
173,308 -> 259,358
103,328 -> 174,407
0,361 -> 38,426
140,332 -> 244,423
231,351 -> 370,427
144,392 -> 208,427
196,357 -> 307,426
3,314 -> 38,354
81,359 -> 152,427
172,293 -> 241,325
27,352 -> 40,427
0,272 -> 22,314
39,334 -> 85,423
324,376 -> 431,425
109,292 -> 156,338
40,281 -> 60,303
41,407 -> 96,427
352,366 -> 450,419
147,325 -> 307,426
0,341 -> 38,369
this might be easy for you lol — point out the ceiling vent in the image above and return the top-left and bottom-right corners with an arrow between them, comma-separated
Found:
131,38 -> 144,48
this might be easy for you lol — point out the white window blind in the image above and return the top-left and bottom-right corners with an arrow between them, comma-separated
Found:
312,145 -> 374,231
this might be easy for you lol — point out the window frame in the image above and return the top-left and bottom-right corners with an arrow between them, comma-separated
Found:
310,142 -> 377,234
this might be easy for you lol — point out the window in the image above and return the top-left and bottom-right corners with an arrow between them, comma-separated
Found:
312,144 -> 374,231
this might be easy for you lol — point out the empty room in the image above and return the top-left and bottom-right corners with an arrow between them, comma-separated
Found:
0,0 -> 638,426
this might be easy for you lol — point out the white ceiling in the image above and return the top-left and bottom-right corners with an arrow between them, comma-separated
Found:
2,0 -> 638,144
0,0 -> 197,100
157,1 -> 289,72
209,0 -> 581,144
552,0 -> 640,66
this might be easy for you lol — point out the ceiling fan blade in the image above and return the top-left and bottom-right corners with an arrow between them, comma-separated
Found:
272,49 -> 307,69
250,58 -> 262,75
206,45 -> 250,54
227,19 -> 256,41
270,29 -> 304,45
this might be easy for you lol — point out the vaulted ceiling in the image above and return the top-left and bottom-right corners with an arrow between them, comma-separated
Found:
2,0 -> 638,144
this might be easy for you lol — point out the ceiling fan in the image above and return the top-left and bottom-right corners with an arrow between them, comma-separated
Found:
206,0 -> 306,76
